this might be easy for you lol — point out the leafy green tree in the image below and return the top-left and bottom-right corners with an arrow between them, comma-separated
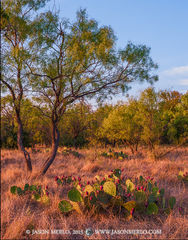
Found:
137,88 -> 163,152
164,92 -> 188,144
20,99 -> 51,147
89,104 -> 113,146
1,96 -> 17,148
29,9 -> 158,175
99,99 -> 142,152
59,101 -> 92,148
1,0 -> 54,172
158,90 -> 182,144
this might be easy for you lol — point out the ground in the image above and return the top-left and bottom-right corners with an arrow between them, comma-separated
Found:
1,146 -> 188,239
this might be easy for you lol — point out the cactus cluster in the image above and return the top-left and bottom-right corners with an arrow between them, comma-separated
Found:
58,169 -> 176,219
54,175 -> 77,186
10,183 -> 50,204
101,150 -> 128,160
57,147 -> 82,158
10,170 -> 177,218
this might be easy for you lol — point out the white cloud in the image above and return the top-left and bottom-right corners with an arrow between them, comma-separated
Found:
162,65 -> 188,76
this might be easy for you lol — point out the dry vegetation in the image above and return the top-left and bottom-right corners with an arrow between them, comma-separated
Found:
1,146 -> 188,239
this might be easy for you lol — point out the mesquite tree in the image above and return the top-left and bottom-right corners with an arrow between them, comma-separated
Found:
1,0 -> 53,172
29,9 -> 158,175
99,99 -> 142,153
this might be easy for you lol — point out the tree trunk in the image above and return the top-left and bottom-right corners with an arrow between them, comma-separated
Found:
16,113 -> 32,172
123,139 -> 134,154
40,122 -> 60,175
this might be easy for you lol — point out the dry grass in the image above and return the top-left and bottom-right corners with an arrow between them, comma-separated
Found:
1,146 -> 188,239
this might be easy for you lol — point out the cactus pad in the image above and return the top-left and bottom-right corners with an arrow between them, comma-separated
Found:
10,186 -> 17,194
103,181 -> 116,196
68,188 -> 83,202
169,196 -> 176,209
59,200 -> 73,213
123,200 -> 136,212
126,179 -> 135,192
146,202 -> 158,215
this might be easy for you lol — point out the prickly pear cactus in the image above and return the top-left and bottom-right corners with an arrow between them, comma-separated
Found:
59,200 -> 73,213
57,169 -> 178,219
41,193 -> 50,205
68,188 -> 83,202
10,186 -> 17,194
10,183 -> 50,205
70,201 -> 82,214
24,184 -> 29,191
97,191 -> 112,204
162,197 -> 166,209
169,196 -> 176,209
32,193 -> 41,201
126,179 -> 135,192
160,188 -> 165,197
17,187 -> 23,196
29,185 -> 37,191
113,169 -> 121,178
146,202 -> 158,215
103,181 -> 116,197
134,191 -> 147,203
84,185 -> 94,194
123,200 -> 136,212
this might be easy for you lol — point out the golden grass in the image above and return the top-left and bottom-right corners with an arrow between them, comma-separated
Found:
1,146 -> 188,239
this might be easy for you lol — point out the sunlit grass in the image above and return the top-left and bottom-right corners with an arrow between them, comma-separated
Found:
1,146 -> 188,239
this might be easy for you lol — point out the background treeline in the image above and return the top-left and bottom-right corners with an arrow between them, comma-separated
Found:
1,87 -> 188,150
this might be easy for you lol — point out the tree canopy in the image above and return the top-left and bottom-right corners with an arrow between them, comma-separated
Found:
1,3 -> 160,174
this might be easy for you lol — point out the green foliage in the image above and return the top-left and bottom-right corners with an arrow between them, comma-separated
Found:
113,168 -> 122,178
1,0 -> 54,155
29,185 -> 38,191
10,186 -> 17,194
24,184 -> 29,191
134,191 -> 147,202
147,202 -> 158,215
17,187 -> 23,196
169,197 -> 176,209
57,170 -> 176,219
59,200 -> 73,213
10,183 -> 50,204
101,150 -> 128,160
98,99 -> 142,152
68,188 -> 83,202
25,7 -> 158,162
59,103 -> 93,148
160,188 -> 165,197
2,90 -> 187,150
2,0 -> 186,158
96,89 -> 187,152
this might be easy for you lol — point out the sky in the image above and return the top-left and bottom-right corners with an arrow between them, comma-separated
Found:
45,0 -> 188,102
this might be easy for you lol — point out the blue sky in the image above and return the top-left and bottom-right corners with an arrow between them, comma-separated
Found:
46,0 -> 188,101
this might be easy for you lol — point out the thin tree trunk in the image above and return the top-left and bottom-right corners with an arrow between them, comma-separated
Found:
16,113 -> 32,172
40,122 -> 60,175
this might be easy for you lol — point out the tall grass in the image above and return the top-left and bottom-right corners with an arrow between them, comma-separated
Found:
1,146 -> 188,239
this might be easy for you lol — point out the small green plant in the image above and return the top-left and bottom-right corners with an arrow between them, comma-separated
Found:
101,150 -> 128,160
57,170 -> 176,219
10,184 -> 50,204
58,147 -> 82,158
54,175 -> 75,186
